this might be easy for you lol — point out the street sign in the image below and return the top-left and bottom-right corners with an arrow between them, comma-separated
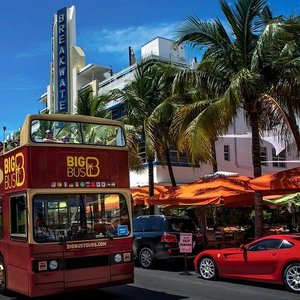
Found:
179,232 -> 193,253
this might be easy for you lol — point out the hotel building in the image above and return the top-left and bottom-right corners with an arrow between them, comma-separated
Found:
39,6 -> 299,187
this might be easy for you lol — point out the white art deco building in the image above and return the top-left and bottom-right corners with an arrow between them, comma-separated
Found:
39,6 -> 300,187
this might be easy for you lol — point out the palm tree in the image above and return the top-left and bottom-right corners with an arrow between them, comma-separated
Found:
76,85 -> 112,117
112,62 -> 164,207
76,85 -> 144,171
174,0 -> 300,238
145,62 -> 188,187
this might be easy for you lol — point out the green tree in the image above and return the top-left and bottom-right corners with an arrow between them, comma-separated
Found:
145,62 -> 187,187
112,62 -> 165,208
174,0 -> 300,237
76,85 -> 111,117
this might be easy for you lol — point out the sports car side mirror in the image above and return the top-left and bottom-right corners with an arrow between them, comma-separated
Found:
239,244 -> 247,251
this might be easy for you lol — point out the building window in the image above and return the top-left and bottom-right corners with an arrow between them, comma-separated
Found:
111,103 -> 127,119
168,145 -> 189,164
272,149 -> 286,168
10,194 -> 27,238
260,147 -> 267,166
139,141 -> 146,163
224,145 -> 230,161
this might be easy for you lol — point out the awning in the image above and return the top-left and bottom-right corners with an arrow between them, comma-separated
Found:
132,176 -> 254,207
248,167 -> 300,195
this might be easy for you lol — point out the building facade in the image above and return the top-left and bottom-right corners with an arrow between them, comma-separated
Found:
39,6 -> 300,187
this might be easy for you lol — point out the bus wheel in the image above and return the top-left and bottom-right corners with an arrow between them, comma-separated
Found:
0,257 -> 7,295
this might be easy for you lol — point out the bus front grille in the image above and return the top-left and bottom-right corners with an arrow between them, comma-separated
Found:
65,255 -> 109,270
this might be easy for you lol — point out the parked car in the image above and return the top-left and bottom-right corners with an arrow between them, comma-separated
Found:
194,234 -> 300,293
133,215 -> 203,268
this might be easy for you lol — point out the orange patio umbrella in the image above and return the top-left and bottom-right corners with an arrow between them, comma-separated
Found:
147,176 -> 254,207
131,184 -> 177,206
248,167 -> 300,195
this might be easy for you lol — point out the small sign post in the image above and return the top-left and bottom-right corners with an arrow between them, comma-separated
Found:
179,232 -> 193,275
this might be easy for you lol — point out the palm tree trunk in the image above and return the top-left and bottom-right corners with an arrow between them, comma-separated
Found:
148,158 -> 155,214
249,111 -> 263,238
287,101 -> 300,151
165,144 -> 177,187
211,141 -> 218,173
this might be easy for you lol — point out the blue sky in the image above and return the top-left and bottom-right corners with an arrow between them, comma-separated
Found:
0,0 -> 299,136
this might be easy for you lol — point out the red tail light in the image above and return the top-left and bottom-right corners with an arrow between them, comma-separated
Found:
161,232 -> 177,243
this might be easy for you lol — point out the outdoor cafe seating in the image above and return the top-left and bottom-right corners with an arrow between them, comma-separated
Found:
205,227 -> 246,248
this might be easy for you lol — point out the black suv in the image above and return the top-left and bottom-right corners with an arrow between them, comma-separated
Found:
133,215 -> 203,268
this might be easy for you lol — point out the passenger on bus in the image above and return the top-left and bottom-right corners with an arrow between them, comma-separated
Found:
43,130 -> 60,142
60,136 -> 69,143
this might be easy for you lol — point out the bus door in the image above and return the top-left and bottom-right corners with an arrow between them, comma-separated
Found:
5,193 -> 30,294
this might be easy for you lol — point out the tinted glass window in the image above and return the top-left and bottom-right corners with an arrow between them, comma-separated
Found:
31,119 -> 126,147
144,218 -> 159,232
167,218 -> 197,233
248,239 -> 282,251
157,218 -> 165,231
133,218 -> 145,232
279,240 -> 293,249
10,195 -> 27,238
33,193 -> 130,243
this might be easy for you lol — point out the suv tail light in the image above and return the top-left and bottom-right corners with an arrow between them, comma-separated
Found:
161,232 -> 177,243
195,233 -> 203,241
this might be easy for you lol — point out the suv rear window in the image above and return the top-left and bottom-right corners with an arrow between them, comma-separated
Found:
167,218 -> 197,233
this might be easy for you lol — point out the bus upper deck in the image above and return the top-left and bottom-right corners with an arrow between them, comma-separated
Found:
1,114 -> 129,192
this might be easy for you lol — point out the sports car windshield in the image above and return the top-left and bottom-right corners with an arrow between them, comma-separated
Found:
33,193 -> 130,243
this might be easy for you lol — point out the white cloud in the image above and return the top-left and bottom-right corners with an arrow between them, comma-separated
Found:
15,42 -> 50,59
80,22 -> 180,54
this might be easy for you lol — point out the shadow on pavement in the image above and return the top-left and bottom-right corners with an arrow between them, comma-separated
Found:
195,275 -> 288,292
138,259 -> 195,272
10,285 -> 189,300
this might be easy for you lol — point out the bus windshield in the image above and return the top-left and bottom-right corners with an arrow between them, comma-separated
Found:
33,193 -> 130,243
30,119 -> 126,146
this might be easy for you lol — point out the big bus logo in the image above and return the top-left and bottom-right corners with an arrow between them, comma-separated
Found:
66,156 -> 100,178
3,152 -> 25,189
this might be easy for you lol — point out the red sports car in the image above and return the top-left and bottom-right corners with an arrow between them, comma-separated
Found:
194,234 -> 300,293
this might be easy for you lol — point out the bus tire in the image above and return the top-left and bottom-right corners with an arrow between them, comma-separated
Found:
0,257 -> 8,295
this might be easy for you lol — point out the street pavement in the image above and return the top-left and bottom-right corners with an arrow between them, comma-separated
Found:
0,265 -> 298,300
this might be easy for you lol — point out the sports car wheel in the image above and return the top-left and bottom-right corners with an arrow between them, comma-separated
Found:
283,263 -> 300,293
139,247 -> 155,269
199,257 -> 218,280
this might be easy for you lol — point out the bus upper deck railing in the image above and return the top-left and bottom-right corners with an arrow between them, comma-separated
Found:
7,114 -> 128,150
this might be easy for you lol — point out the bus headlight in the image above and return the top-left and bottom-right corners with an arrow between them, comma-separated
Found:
49,260 -> 58,270
114,254 -> 122,263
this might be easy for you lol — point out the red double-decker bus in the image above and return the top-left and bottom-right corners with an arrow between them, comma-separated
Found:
0,114 -> 133,297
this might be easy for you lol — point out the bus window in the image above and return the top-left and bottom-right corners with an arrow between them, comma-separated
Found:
33,193 -> 130,243
30,119 -> 126,147
10,195 -> 27,239
0,197 -> 2,238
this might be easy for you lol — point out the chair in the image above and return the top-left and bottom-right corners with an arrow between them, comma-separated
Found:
205,231 -> 224,249
223,231 -> 235,247
233,230 -> 245,247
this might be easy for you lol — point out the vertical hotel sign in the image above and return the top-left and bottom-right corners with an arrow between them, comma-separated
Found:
57,8 -> 68,112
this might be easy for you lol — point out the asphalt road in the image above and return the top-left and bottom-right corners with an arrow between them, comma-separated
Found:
1,265 -> 298,300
